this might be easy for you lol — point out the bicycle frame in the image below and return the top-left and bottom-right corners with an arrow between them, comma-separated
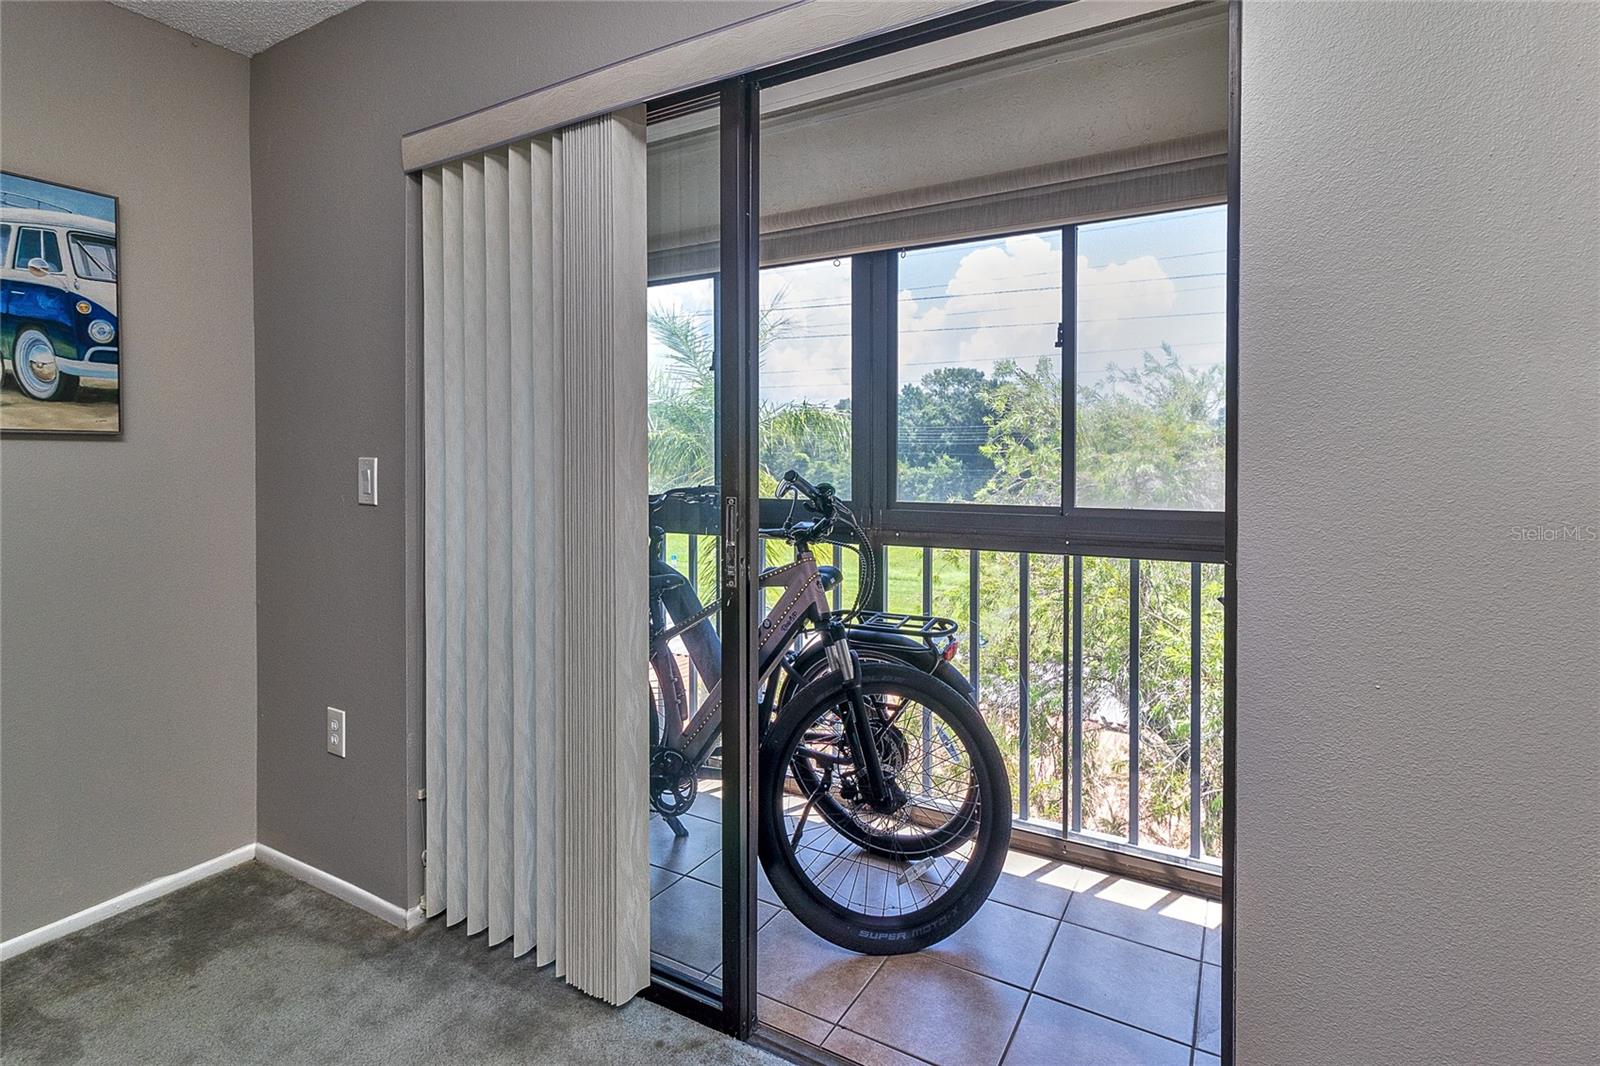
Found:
649,544 -> 832,774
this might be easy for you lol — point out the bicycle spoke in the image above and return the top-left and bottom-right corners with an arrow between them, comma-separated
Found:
779,688 -> 990,920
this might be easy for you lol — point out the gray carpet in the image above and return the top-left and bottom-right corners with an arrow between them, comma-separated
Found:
1,863 -> 780,1066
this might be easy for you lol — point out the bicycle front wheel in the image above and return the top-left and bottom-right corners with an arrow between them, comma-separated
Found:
758,661 -> 1011,955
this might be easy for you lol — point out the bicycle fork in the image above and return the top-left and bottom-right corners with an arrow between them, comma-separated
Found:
823,619 -> 902,813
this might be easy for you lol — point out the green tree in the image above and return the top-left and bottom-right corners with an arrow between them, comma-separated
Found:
906,344 -> 1226,855
980,357 -> 1062,506
1075,344 -> 1224,510
897,366 -> 997,501
646,298 -> 850,497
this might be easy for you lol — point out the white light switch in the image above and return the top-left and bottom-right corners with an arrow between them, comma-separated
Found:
327,706 -> 347,757
358,457 -> 378,506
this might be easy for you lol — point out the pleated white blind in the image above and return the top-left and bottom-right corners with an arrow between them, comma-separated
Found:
648,7 -> 1227,279
421,109 -> 649,1006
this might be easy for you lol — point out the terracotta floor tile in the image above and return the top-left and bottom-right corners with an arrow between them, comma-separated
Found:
1196,964 -> 1221,1054
986,852 -> 1085,918
920,898 -> 1059,988
651,865 -> 682,898
760,995 -> 834,1047
824,1026 -> 932,1066
1202,901 -> 1222,964
686,851 -> 783,907
1034,923 -> 1201,1044
648,813 -> 722,875
1063,878 -> 1207,958
756,909 -> 885,1022
1002,995 -> 1191,1066
649,875 -> 725,973
840,953 -> 1027,1066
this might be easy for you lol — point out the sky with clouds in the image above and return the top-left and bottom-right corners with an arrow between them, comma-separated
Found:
648,204 -> 1226,416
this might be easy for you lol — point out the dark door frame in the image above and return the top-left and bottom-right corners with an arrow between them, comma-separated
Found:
643,3 -> 1241,1060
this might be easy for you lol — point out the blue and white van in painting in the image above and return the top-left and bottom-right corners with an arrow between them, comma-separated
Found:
1,206 -> 119,401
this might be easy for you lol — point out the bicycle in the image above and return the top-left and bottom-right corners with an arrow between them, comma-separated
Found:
648,471 -> 1011,954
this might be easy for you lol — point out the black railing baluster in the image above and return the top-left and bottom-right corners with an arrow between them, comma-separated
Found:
968,551 -> 980,701
1018,552 -> 1031,822
1062,553 -> 1071,836
1190,560 -> 1203,858
1128,558 -> 1141,847
877,545 -> 889,613
922,546 -> 933,614
832,542 -> 842,612
687,533 -> 699,711
921,547 -> 933,795
1071,555 -> 1083,833
651,514 -> 1221,870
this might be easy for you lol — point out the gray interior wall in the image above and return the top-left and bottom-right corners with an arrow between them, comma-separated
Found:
5,4 -> 1588,1058
250,0 -> 776,909
0,1 -> 256,940
1237,4 -> 1599,1065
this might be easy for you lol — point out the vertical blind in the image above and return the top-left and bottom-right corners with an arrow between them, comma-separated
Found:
421,109 -> 649,1005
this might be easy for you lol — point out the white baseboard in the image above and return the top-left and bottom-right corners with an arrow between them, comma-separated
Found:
255,844 -> 424,931
0,844 -> 256,962
0,843 -> 425,963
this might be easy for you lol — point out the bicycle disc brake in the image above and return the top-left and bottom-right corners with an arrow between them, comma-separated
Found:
839,720 -> 912,815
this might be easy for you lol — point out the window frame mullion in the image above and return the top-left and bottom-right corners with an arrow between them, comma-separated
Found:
1061,223 -> 1078,515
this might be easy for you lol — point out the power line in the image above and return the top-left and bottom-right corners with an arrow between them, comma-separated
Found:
652,257 -> 1228,317
771,311 -> 1224,341
755,356 -> 1216,393
751,341 -> 1223,378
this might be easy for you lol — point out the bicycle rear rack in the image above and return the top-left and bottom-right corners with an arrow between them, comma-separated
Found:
832,610 -> 959,642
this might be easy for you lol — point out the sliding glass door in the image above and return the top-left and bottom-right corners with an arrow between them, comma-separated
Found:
643,86 -> 762,1036
643,96 -> 728,1008
644,4 -> 1238,1055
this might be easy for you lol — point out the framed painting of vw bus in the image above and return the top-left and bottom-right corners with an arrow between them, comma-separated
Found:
1,172 -> 121,436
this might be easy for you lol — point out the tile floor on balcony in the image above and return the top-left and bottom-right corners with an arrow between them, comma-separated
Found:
649,798 -> 1221,1066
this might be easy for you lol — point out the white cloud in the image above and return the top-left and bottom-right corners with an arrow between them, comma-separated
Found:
651,226 -> 1221,407
894,232 -> 1220,395
761,259 -> 852,405
898,233 -> 1063,384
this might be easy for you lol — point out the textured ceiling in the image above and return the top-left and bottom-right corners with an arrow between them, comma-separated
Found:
110,1 -> 362,56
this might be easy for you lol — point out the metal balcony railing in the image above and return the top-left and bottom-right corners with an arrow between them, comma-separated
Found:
654,528 -> 1224,883
874,546 -> 1223,874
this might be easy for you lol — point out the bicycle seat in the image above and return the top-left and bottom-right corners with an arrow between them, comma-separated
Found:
817,565 -> 842,591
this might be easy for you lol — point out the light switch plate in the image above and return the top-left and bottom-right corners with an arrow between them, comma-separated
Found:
327,706 -> 347,757
358,457 -> 378,506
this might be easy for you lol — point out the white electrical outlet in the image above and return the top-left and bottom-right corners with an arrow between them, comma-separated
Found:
327,706 -> 347,758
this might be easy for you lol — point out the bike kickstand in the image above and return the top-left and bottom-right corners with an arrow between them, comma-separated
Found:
665,813 -> 690,839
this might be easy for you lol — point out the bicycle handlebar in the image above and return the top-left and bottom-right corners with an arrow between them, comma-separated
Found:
651,474 -> 847,548
781,469 -> 835,515
648,484 -> 719,513
649,473 -> 872,609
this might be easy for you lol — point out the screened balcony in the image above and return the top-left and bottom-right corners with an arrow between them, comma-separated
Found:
648,201 -> 1228,893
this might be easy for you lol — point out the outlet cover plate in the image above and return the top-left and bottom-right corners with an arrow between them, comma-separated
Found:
327,706 -> 346,757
